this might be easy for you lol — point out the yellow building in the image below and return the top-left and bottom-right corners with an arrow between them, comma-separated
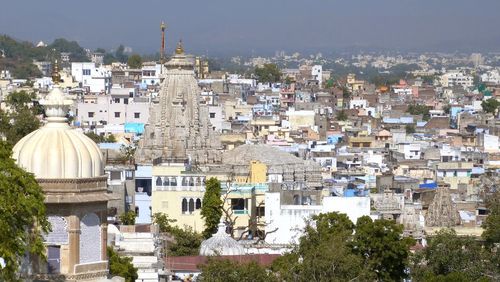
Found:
151,164 -> 207,232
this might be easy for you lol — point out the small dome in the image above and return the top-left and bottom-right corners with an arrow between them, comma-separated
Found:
199,221 -> 244,256
12,85 -> 103,179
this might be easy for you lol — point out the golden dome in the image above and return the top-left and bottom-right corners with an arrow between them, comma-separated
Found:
175,40 -> 184,55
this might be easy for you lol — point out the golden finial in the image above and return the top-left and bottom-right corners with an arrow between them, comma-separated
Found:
175,40 -> 184,55
52,60 -> 61,84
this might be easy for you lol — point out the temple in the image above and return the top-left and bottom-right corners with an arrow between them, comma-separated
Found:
136,41 -> 221,165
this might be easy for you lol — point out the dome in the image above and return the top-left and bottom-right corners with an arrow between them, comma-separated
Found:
12,85 -> 103,179
199,221 -> 245,256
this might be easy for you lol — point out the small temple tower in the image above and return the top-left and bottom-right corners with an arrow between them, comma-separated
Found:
12,63 -> 110,280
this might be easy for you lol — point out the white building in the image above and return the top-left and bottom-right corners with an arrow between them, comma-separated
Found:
77,91 -> 150,128
480,69 -> 500,84
71,62 -> 112,94
440,71 -> 473,88
311,65 -> 323,85
141,63 -> 162,86
265,192 -> 370,245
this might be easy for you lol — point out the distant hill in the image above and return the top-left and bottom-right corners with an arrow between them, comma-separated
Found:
0,35 -> 90,79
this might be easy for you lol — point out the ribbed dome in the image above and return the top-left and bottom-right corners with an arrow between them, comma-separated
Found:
12,85 -> 103,179
199,222 -> 245,256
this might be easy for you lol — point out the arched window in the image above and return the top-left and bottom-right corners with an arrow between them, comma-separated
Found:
182,177 -> 189,186
293,194 -> 300,205
195,198 -> 202,209
181,198 -> 188,214
189,199 -> 195,213
155,177 -> 162,186
163,178 -> 169,186
189,178 -> 194,186
170,177 -> 177,186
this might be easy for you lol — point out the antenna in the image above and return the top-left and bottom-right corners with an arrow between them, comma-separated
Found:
160,21 -> 166,64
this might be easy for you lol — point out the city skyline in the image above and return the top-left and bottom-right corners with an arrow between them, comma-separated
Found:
2,0 -> 500,55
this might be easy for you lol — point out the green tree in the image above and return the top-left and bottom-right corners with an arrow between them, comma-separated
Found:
119,211 -> 136,225
152,212 -> 177,233
107,247 -> 138,282
115,45 -> 128,63
127,54 -> 143,69
254,64 -> 281,83
120,144 -> 136,164
49,38 -> 89,62
84,132 -> 104,143
406,124 -> 416,134
352,216 -> 415,281
411,229 -> 491,281
104,134 -> 117,143
199,258 -> 277,282
201,178 -> 223,239
272,213 -> 370,281
167,226 -> 202,256
336,110 -> 348,121
0,91 -> 41,145
481,98 -> 500,114
407,103 -> 431,121
0,141 -> 50,281
482,191 -> 500,247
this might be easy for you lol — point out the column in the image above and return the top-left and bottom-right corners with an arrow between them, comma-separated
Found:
67,215 -> 80,274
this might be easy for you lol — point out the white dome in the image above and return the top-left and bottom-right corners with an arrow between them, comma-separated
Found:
12,86 -> 103,179
199,221 -> 245,256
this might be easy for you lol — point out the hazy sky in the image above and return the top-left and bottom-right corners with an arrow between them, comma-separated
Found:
1,0 -> 500,55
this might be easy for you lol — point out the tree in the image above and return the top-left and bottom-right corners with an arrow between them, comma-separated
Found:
119,211 -> 136,225
120,143 -> 136,164
0,91 -> 41,145
201,178 -> 223,239
127,54 -> 142,69
107,247 -> 138,282
84,132 -> 104,143
0,141 -> 50,281
482,191 -> 500,247
406,124 -> 416,134
199,258 -> 277,282
481,98 -> 500,114
352,216 -> 415,281
49,38 -> 89,62
167,226 -> 202,256
152,212 -> 177,233
104,134 -> 117,143
115,45 -> 128,63
272,213 -> 370,281
407,103 -> 431,121
254,64 -> 281,83
336,110 -> 348,121
410,229 -> 492,281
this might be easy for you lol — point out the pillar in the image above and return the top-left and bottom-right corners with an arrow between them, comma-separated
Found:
67,215 -> 80,274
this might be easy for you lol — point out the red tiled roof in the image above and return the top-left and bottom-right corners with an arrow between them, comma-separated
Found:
165,254 -> 281,272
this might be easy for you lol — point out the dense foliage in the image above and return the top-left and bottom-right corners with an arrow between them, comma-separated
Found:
107,247 -> 138,282
410,229 -> 498,281
199,258 -> 277,282
119,211 -> 136,225
481,98 -> 500,114
0,141 -> 50,281
482,191 -> 500,247
127,54 -> 142,69
254,63 -> 281,83
153,212 -> 202,256
407,103 -> 431,120
201,178 -> 223,239
0,91 -> 41,145
48,38 -> 89,62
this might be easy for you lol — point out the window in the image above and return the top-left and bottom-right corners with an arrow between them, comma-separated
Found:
114,98 -> 120,103
114,112 -> 121,118
256,206 -> 265,217
181,199 -> 188,214
124,98 -> 129,105
231,198 -> 245,211
209,113 -> 216,118
110,171 -> 121,180
189,199 -> 195,213
156,177 -> 162,186
195,199 -> 202,209
134,112 -> 140,119
82,69 -> 91,76
88,112 -> 94,118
